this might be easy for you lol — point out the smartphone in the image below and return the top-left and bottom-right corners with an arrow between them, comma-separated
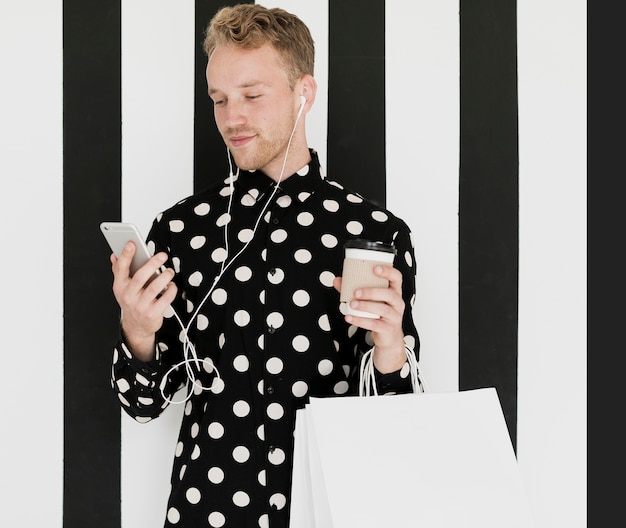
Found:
100,221 -> 155,278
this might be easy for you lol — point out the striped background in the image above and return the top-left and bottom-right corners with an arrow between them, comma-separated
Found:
1,1 -> 586,527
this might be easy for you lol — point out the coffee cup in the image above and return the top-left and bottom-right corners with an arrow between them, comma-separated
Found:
339,239 -> 396,319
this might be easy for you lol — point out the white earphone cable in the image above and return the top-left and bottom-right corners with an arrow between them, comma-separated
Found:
158,96 -> 306,404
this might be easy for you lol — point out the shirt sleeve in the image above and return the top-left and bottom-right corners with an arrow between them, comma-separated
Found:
356,220 -> 421,396
111,335 -> 173,422
109,216 -> 190,423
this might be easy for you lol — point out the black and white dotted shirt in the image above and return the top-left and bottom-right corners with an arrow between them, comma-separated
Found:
111,150 -> 420,528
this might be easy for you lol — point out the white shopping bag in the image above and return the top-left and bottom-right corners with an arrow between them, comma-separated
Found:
290,388 -> 536,528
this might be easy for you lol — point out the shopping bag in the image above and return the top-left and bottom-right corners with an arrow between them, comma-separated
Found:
290,388 -> 536,528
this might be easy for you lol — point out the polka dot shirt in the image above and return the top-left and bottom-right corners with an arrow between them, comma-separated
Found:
111,150 -> 420,528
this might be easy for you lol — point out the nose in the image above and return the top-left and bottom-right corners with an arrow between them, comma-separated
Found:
221,100 -> 247,129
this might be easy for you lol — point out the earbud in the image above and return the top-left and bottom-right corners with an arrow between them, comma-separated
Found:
295,95 -> 306,121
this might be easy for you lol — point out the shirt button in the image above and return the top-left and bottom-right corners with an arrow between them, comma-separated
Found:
267,386 -> 275,395
267,326 -> 275,334
269,267 -> 276,275
269,445 -> 276,453
272,218 -> 279,225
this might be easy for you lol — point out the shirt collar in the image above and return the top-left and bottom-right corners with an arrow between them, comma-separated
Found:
237,149 -> 324,205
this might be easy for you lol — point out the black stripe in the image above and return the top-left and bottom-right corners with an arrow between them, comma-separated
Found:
459,0 -> 520,449
328,0 -> 386,206
63,1 -> 122,526
194,0 -> 254,192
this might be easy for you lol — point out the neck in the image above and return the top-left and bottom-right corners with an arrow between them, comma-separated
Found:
265,141 -> 311,183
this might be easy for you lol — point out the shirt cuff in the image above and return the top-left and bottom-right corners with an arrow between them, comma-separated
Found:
117,327 -> 163,378
374,365 -> 414,394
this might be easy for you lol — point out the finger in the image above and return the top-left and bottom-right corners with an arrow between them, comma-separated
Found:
344,309 -> 399,338
349,296 -> 401,323
374,265 -> 403,292
353,266 -> 403,304
332,276 -> 342,293
115,241 -> 136,276
142,277 -> 178,328
352,285 -> 405,322
119,275 -> 175,326
155,279 -> 178,307
131,252 -> 168,290
353,285 -> 396,305
144,267 -> 176,298
111,244 -> 136,296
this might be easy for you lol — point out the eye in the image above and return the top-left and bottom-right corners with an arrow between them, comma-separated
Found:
213,99 -> 226,107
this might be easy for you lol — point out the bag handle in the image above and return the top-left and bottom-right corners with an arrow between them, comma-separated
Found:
358,345 -> 427,396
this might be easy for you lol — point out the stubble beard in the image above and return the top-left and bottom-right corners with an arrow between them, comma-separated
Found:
226,116 -> 295,174
231,136 -> 283,172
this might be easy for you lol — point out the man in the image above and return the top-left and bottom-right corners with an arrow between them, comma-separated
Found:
109,4 -> 419,527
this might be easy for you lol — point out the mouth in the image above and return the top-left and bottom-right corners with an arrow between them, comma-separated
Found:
229,134 -> 255,149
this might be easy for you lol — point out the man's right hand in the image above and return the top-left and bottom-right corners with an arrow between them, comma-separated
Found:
110,241 -> 178,361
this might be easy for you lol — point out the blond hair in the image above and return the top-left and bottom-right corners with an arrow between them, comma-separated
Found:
203,4 -> 314,89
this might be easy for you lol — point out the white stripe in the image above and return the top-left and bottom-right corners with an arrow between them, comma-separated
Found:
121,2 -> 194,527
386,0 -> 460,392
122,0 -> 196,234
1,1 -> 63,525
517,1 -> 587,527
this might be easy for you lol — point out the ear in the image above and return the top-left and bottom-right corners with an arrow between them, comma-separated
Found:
297,74 -> 318,109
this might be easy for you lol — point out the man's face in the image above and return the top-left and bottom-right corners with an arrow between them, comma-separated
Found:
206,43 -> 299,175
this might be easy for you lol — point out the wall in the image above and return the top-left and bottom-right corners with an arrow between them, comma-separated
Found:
0,2 -> 64,525
0,1 -> 586,527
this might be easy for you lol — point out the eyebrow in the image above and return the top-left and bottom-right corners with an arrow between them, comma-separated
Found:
208,81 -> 268,96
